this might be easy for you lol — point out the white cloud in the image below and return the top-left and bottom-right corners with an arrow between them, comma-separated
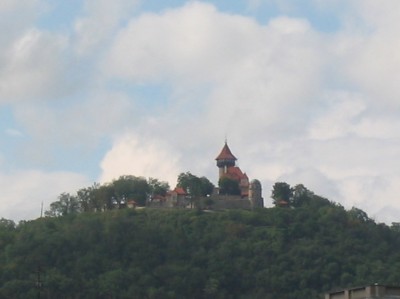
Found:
99,133 -> 181,186
12,91 -> 134,156
105,2 -> 319,91
104,1 -> 323,140
0,28 -> 68,103
0,0 -> 63,104
106,2 -> 276,84
5,128 -> 23,138
353,117 -> 400,139
1,0 -> 400,224
0,170 -> 89,221
333,1 -> 400,109
0,0 -> 39,12
0,0 -> 42,41
73,0 -> 139,55
354,0 -> 400,30
101,2 -> 327,194
308,91 -> 366,140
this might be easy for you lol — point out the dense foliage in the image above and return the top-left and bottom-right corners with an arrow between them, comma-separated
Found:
271,182 -> 293,205
2,189 -> 400,299
46,173 -> 216,217
218,177 -> 241,196
177,172 -> 215,197
45,176 -> 170,216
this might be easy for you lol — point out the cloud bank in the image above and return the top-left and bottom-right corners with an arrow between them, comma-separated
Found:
1,1 -> 400,223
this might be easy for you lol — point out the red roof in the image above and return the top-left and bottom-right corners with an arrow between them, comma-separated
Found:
215,142 -> 237,161
174,187 -> 187,195
224,166 -> 248,182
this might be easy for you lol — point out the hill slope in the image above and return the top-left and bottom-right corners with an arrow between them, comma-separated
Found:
1,199 -> 400,299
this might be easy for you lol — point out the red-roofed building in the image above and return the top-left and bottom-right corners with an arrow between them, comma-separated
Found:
216,142 -> 236,176
173,187 -> 187,196
165,187 -> 188,207
215,142 -> 250,198
214,141 -> 263,208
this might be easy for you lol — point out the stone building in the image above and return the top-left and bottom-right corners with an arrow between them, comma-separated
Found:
249,179 -> 264,209
165,187 -> 188,208
214,141 -> 263,209
325,284 -> 400,299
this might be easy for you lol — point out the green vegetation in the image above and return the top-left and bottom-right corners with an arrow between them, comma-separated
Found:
45,173 -> 216,217
218,177 -> 241,196
271,181 -> 292,205
45,175 -> 170,216
177,172 -> 215,197
1,183 -> 400,299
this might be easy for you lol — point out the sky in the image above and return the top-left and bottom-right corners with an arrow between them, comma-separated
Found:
1,0 -> 400,224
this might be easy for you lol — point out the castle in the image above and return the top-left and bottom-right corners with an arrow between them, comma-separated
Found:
214,141 -> 264,209
155,141 -> 264,209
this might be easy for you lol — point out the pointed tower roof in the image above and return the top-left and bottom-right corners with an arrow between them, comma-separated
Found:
215,142 -> 237,161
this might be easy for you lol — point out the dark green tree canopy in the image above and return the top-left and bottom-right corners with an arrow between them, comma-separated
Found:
218,177 -> 241,196
47,176 -> 170,216
45,193 -> 80,217
148,177 -> 170,197
271,182 -> 293,206
112,175 -> 149,205
349,207 -> 372,223
177,172 -> 214,197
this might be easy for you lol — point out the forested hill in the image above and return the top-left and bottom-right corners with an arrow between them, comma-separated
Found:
1,198 -> 400,299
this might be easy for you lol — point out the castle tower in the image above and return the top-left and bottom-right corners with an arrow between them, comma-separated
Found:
215,141 -> 237,178
249,179 -> 264,208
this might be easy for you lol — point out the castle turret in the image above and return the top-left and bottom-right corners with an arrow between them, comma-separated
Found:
249,179 -> 263,208
215,142 -> 237,178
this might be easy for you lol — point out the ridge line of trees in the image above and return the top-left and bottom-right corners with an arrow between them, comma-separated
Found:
46,173 -> 217,217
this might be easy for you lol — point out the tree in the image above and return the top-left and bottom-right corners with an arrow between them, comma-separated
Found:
94,183 -> 115,210
112,175 -> 150,206
218,177 -> 241,196
348,207 -> 371,223
177,172 -> 214,197
199,176 -> 215,197
76,183 -> 101,212
148,178 -> 170,197
271,182 -> 293,206
45,193 -> 80,217
291,184 -> 312,207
